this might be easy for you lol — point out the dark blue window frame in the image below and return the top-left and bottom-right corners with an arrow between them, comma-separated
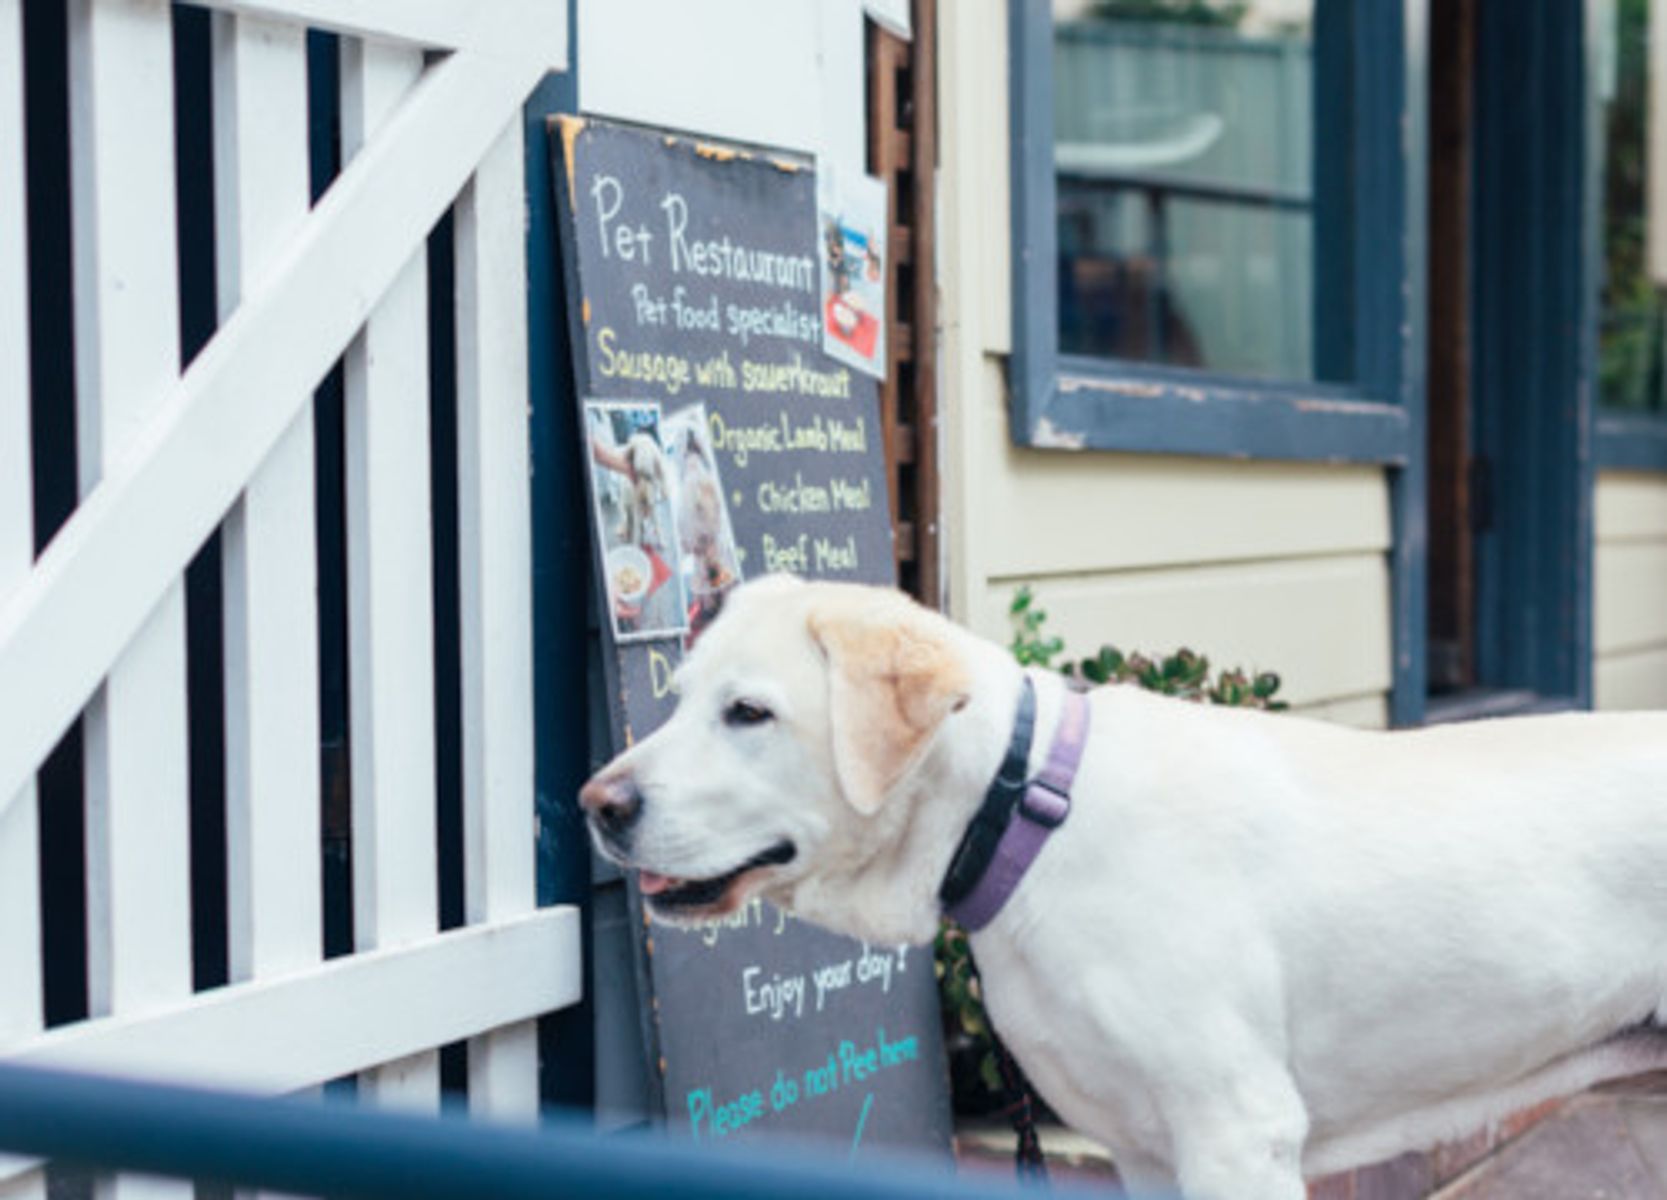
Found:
1007,0 -> 1420,465
1593,0 -> 1667,475
1007,0 -> 1430,725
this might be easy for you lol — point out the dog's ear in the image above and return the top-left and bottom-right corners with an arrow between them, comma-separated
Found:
807,591 -> 972,815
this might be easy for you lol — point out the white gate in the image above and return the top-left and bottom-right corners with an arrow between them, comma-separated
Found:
0,0 -> 579,1193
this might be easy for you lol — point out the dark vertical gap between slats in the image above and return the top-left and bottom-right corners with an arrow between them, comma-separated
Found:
172,1 -> 230,996
427,211 -> 464,942
23,0 -> 88,1030
425,163 -> 467,1102
308,28 -> 355,961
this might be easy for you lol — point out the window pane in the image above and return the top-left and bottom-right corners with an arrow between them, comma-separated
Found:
1599,0 -> 1666,415
1053,0 -> 1351,383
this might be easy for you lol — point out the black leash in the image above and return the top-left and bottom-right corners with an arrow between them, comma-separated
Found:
959,942 -> 1048,1184
993,1036 -> 1048,1183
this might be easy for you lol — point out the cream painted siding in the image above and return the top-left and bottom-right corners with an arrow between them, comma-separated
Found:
937,1 -> 1394,727
1594,471 -> 1667,710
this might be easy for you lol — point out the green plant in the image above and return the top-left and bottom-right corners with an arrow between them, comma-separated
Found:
1007,585 -> 1065,668
940,587 -> 1289,1110
934,920 -> 1002,1095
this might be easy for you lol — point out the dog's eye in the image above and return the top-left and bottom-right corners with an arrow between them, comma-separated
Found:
723,699 -> 774,728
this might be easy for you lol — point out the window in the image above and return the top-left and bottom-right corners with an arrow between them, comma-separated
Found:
1009,0 -> 1416,462
1596,0 -> 1667,470
1055,1 -> 1337,381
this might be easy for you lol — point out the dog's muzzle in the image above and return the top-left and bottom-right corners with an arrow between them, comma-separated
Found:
579,772 -> 643,854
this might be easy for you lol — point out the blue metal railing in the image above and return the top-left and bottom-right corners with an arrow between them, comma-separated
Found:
0,1063 -> 1047,1200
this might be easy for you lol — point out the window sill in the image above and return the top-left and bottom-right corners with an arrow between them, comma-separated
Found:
1422,689 -> 1581,725
1012,360 -> 1412,465
1596,411 -> 1667,472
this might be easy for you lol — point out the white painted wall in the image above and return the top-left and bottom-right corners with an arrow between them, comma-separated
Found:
579,0 -> 871,180
937,0 -> 1394,726
1594,470 -> 1667,709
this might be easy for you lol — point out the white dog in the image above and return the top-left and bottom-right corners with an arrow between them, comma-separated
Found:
619,430 -> 669,549
580,576 -> 1667,1200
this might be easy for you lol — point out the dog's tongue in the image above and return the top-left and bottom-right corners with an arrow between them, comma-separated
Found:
637,870 -> 675,896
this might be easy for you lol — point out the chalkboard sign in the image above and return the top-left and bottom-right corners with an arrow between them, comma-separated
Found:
551,116 -> 953,1157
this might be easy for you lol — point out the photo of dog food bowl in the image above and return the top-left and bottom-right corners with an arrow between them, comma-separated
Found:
608,544 -> 652,610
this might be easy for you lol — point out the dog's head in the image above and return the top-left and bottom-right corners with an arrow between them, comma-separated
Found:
579,575 -> 972,935
625,432 -> 668,496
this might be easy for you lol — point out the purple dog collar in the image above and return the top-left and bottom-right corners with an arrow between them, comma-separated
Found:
945,679 -> 1092,932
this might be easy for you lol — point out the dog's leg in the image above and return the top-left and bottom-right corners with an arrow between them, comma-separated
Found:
1108,1146 -> 1176,1200
1162,1066 -> 1308,1200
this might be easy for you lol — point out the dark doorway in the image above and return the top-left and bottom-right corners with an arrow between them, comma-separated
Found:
1424,0 -> 1594,718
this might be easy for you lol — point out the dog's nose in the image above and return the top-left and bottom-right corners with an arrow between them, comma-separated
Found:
579,772 -> 643,843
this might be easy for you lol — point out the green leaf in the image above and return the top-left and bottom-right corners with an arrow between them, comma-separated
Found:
979,1053 -> 1003,1094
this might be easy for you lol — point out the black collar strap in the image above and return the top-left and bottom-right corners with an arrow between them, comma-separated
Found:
938,676 -> 1037,911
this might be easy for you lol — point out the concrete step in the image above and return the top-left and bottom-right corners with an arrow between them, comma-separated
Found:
1433,1093 -> 1667,1200
955,1085 -> 1667,1198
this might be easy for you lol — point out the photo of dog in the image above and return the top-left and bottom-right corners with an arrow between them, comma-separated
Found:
584,400 -> 690,643
620,430 -> 670,549
661,404 -> 743,644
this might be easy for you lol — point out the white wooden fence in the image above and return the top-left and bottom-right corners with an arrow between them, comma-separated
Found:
0,1 -> 578,1193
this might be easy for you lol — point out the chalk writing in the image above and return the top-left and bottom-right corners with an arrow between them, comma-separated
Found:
737,943 -> 909,1023
709,413 -> 870,469
648,647 -> 677,700
743,966 -> 807,1021
661,192 -> 816,291
594,326 -> 694,394
814,535 -> 859,573
752,475 -> 874,516
696,896 -> 792,948
740,354 -> 852,399
686,1027 -> 922,1141
591,178 -> 816,293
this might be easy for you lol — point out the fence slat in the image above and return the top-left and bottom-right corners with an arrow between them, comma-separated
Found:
340,39 -> 441,1110
455,115 -> 540,1120
0,908 -> 579,1110
0,2 -> 44,1194
213,13 -> 321,987
69,0 -> 193,1026
68,3 -> 192,1197
188,0 -> 567,70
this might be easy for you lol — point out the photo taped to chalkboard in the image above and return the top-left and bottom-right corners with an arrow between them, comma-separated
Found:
818,169 -> 888,380
662,403 -> 744,645
585,399 -> 692,643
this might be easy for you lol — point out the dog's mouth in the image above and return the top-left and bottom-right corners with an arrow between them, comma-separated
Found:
636,840 -> 797,917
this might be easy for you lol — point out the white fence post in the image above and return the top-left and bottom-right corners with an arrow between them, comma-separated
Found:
339,39 -> 442,1110
213,12 -> 322,988
68,1 -> 193,1196
456,114 -> 541,1121
0,1 -> 45,1194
